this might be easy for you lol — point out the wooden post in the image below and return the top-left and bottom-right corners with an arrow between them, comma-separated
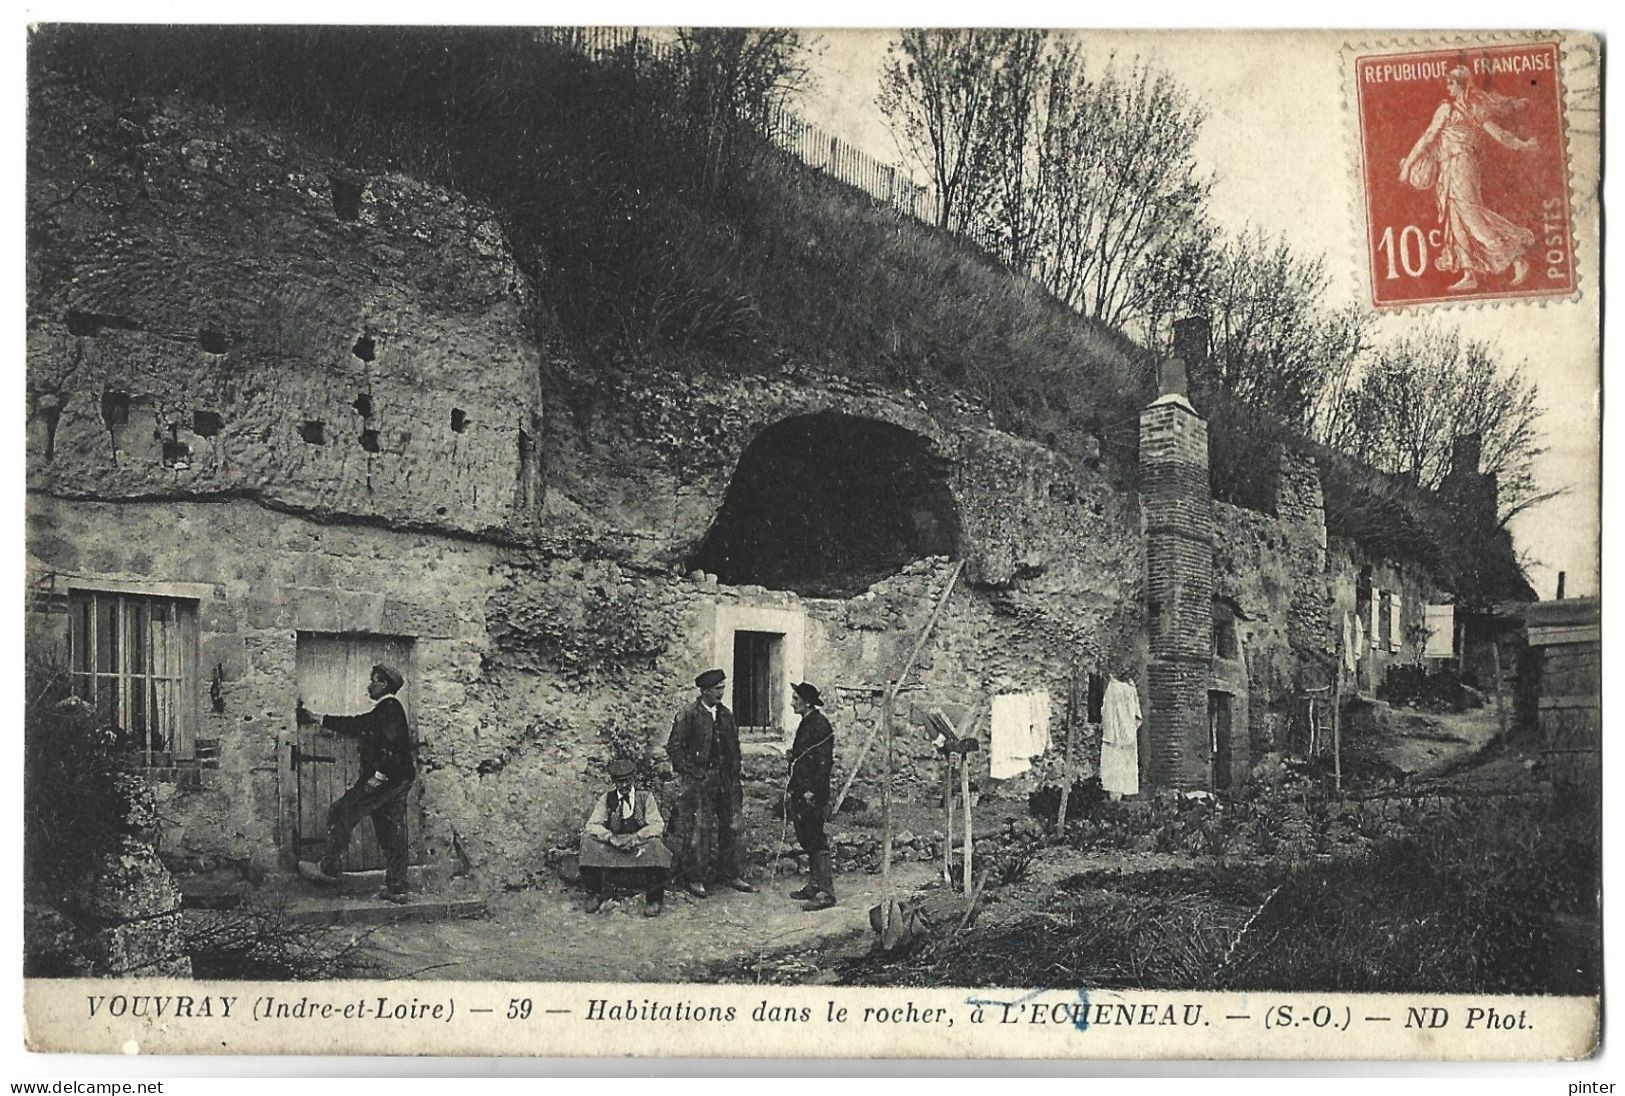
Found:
1332,670 -> 1343,797
831,559 -> 966,816
942,752 -> 955,886
1056,669 -> 1078,831
1491,642 -> 1510,739
880,693 -> 894,929
960,746 -> 973,898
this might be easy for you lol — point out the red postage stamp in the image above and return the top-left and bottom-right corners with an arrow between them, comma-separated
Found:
1352,40 -> 1574,308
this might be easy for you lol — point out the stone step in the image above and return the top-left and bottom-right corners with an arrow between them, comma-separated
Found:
288,862 -> 446,896
280,890 -> 488,928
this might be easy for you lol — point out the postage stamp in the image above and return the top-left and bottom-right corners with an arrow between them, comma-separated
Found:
1351,39 -> 1575,308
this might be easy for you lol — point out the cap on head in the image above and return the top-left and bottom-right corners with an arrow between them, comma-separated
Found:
791,682 -> 823,707
371,663 -> 404,694
607,758 -> 636,780
695,669 -> 726,690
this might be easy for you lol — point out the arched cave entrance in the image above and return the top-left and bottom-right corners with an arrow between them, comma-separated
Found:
688,413 -> 962,599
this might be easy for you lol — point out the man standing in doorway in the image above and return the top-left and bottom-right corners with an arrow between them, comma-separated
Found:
296,663 -> 416,903
665,668 -> 754,898
786,682 -> 837,910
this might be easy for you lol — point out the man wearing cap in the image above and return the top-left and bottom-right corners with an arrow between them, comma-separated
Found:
787,682 -> 838,910
295,664 -> 416,902
580,758 -> 670,916
664,669 -> 753,897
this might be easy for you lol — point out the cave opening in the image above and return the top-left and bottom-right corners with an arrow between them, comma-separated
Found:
688,413 -> 961,598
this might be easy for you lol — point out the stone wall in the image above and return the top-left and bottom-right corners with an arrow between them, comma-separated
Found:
27,81 -> 543,541
27,496 -> 507,877
1216,448 -> 1442,761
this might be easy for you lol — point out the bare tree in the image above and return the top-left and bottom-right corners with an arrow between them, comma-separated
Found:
978,29 -> 1049,269
1196,230 -> 1374,429
673,28 -> 819,197
878,29 -> 1006,234
1038,54 -> 1212,330
1331,324 -> 1548,523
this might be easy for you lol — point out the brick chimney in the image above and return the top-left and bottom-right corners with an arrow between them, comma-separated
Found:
1139,329 -> 1215,790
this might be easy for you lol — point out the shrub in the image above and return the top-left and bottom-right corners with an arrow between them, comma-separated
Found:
185,897 -> 381,980
23,658 -> 130,903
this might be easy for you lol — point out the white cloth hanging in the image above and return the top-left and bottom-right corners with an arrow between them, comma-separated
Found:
1099,678 -> 1142,796
1424,604 -> 1456,659
990,691 -> 1051,779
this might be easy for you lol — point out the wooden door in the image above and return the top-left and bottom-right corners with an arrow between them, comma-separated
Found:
293,633 -> 415,870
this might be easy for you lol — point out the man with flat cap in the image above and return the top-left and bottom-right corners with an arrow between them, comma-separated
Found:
295,663 -> 416,903
786,682 -> 838,910
665,669 -> 753,897
580,758 -> 670,916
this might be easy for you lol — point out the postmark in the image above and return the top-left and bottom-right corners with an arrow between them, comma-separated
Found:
1351,39 -> 1574,308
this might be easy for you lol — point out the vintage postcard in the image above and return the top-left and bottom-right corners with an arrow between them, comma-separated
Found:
19,26 -> 1602,1061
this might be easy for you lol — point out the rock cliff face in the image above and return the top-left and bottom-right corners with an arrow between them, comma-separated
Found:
26,76 -> 1405,891
27,82 -> 543,538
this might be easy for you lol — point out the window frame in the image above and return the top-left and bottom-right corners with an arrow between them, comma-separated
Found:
66,586 -> 200,767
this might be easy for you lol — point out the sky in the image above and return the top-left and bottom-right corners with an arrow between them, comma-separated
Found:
791,29 -> 1602,599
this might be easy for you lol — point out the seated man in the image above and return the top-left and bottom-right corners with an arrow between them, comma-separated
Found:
580,758 -> 671,917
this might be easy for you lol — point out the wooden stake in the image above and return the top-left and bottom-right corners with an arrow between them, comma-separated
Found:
961,745 -> 973,898
880,692 -> 894,929
1332,640 -> 1343,796
832,559 -> 966,816
1056,669 -> 1078,831
1491,642 -> 1510,739
940,697 -> 985,889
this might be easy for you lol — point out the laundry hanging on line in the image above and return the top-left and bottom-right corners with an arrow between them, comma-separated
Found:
1099,678 -> 1141,797
989,691 -> 1051,780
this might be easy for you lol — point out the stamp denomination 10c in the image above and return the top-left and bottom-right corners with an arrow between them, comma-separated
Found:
1352,40 -> 1574,308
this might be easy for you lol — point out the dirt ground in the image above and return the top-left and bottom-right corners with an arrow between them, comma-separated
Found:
1375,704 -> 1504,777
346,706 -> 1522,985
354,861 -> 939,982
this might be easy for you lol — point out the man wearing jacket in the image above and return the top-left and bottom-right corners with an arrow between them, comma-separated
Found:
786,681 -> 837,910
295,663 -> 416,902
664,668 -> 754,898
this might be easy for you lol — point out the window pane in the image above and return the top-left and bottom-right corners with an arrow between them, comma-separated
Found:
94,678 -> 117,735
96,597 -> 117,675
154,678 -> 173,753
126,598 -> 148,678
71,597 -> 92,674
149,604 -> 172,678
127,671 -> 148,748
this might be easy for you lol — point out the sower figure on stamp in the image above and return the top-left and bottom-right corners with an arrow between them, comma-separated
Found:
295,664 -> 416,903
665,669 -> 754,898
580,758 -> 671,917
1400,65 -> 1539,292
786,682 -> 837,911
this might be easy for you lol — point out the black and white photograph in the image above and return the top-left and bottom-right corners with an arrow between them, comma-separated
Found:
17,23 -> 1603,1061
